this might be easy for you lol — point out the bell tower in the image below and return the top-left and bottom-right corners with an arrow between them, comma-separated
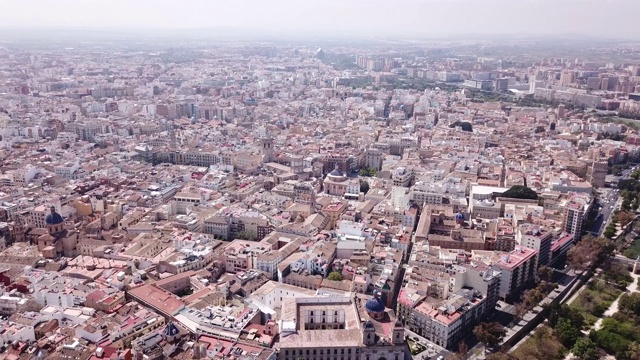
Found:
392,320 -> 404,344
261,137 -> 274,163
363,320 -> 376,346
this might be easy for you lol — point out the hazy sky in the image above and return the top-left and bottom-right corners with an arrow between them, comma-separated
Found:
1,0 -> 639,38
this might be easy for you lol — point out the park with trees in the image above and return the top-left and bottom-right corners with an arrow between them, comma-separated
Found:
483,231 -> 640,359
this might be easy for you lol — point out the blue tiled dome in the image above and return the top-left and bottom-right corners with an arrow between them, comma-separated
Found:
455,212 -> 464,220
45,212 -> 64,225
365,296 -> 385,314
165,322 -> 180,337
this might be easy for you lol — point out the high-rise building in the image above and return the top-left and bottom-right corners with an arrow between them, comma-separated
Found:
516,224 -> 553,266
559,71 -> 576,86
495,78 -> 509,91
529,80 -> 544,94
557,104 -> 566,119
563,202 -> 585,236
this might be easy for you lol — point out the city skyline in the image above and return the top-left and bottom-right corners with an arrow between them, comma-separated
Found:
2,2 -> 640,359
1,0 -> 640,40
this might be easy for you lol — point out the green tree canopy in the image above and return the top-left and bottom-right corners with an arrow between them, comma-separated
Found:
473,322 -> 506,350
501,185 -> 538,200
555,318 -> 579,348
485,353 -> 516,360
604,226 -> 617,239
359,180 -> 370,194
449,121 -> 473,132
327,271 -> 343,281
619,292 -> 640,316
359,167 -> 378,177
571,338 -> 599,360
514,325 -> 564,360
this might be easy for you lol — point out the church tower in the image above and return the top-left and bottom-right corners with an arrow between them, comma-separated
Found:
261,137 -> 274,163
392,320 -> 405,345
363,320 -> 376,346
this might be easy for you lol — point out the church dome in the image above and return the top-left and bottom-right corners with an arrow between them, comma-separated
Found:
329,168 -> 344,177
365,292 -> 386,314
326,164 -> 347,182
164,322 -> 180,337
45,207 -> 64,225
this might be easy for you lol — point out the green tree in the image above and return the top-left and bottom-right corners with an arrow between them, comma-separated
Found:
538,265 -> 553,283
359,180 -> 370,194
603,262 -> 633,289
618,178 -> 640,191
501,185 -> 538,200
619,292 -> 640,316
521,287 -> 545,309
515,326 -> 564,360
473,322 -> 506,351
449,121 -> 473,132
327,271 -> 343,281
594,236 -> 616,263
358,167 -> 378,178
615,210 -> 636,226
604,226 -> 616,239
571,338 -> 599,360
625,341 -> 640,360
547,303 -> 585,329
513,301 -> 528,323
451,341 -> 469,360
485,353 -> 516,360
555,318 -> 579,348
236,230 -> 256,241
567,236 -> 596,272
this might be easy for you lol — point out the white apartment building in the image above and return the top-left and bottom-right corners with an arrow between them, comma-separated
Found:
0,320 -> 35,347
55,161 -> 80,180
12,165 -> 40,186
392,167 -> 413,187
174,192 -> 203,215
56,131 -> 78,143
